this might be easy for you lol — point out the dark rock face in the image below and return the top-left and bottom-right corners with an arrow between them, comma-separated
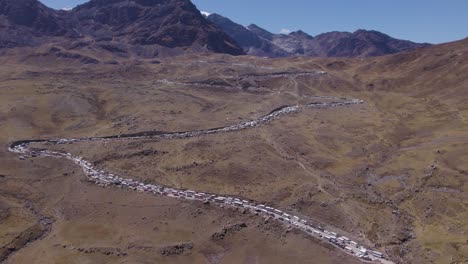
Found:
209,13 -> 430,58
0,0 -> 244,56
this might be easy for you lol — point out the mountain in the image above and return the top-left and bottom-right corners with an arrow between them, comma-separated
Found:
206,14 -> 288,57
0,0 -> 64,33
0,0 -> 244,56
0,0 -> 74,47
208,13 -> 430,58
69,0 -> 243,54
313,29 -> 430,57
0,1 -> 433,59
247,24 -> 275,41
266,29 -> 316,55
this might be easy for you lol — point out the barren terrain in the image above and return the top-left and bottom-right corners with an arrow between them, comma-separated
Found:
1,39 -> 467,264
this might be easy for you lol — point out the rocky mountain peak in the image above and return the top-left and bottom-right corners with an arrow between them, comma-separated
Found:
70,0 -> 243,54
247,24 -> 274,40
207,13 -> 261,47
289,30 -> 314,39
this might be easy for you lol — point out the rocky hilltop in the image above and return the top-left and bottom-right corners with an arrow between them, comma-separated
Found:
0,0 -> 244,56
207,13 -> 430,58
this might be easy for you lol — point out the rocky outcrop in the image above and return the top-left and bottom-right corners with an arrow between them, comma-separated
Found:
160,242 -> 193,256
56,244 -> 129,257
211,222 -> 247,241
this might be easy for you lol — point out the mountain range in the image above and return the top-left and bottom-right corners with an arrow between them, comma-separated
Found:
207,13 -> 431,58
0,0 -> 431,59
0,0 -> 244,57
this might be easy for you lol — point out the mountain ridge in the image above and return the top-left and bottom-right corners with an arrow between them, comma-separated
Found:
0,0 -> 244,56
207,13 -> 431,58
0,0 -> 434,59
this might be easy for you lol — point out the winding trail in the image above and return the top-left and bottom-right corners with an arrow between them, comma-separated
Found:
7,96 -> 394,264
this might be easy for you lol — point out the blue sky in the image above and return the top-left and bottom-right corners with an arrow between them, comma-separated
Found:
41,0 -> 467,44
